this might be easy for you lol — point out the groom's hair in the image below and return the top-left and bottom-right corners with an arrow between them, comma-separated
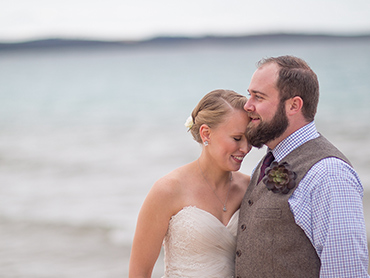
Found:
258,55 -> 319,122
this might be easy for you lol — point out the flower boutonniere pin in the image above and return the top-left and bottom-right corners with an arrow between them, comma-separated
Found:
262,161 -> 297,194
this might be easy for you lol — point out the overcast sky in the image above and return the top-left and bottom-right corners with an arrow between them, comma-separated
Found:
1,0 -> 370,42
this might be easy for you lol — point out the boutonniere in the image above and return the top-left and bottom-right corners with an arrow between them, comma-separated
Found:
262,161 -> 297,194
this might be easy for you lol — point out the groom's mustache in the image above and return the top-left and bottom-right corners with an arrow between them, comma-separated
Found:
247,112 -> 261,120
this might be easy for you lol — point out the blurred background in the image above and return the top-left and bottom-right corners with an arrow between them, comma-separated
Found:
1,1 -> 370,277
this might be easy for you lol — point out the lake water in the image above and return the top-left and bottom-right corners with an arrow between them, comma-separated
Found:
0,36 -> 369,277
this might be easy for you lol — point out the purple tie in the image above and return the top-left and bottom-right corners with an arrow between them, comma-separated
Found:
257,152 -> 275,184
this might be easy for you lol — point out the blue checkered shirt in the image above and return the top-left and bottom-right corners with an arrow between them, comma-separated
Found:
269,122 -> 369,277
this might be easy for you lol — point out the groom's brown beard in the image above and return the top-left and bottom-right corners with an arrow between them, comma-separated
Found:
246,101 -> 289,149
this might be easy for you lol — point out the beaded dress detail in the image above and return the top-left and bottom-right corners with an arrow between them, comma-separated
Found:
162,206 -> 239,277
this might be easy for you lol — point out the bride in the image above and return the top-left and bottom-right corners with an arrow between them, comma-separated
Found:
129,89 -> 251,277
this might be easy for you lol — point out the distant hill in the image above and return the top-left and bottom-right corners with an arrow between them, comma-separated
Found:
1,33 -> 370,52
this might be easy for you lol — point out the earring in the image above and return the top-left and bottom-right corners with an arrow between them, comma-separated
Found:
204,141 -> 209,146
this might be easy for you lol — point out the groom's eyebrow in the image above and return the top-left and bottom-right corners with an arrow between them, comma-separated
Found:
248,89 -> 267,96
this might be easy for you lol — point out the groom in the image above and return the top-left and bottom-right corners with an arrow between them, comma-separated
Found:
235,56 -> 369,277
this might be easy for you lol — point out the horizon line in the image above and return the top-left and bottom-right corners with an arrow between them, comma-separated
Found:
1,32 -> 369,52
1,31 -> 370,44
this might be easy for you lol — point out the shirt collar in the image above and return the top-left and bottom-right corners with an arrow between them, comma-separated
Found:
270,121 -> 320,162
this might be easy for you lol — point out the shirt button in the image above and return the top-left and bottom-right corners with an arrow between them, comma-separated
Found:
248,200 -> 253,206
241,224 -> 246,231
236,250 -> 242,257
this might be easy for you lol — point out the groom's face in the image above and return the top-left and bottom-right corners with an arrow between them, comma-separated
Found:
244,63 -> 289,148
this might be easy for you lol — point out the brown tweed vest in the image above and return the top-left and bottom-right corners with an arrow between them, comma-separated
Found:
235,135 -> 351,278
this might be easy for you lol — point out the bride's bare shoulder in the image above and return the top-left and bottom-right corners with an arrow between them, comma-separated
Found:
150,163 -> 193,202
232,171 -> 251,190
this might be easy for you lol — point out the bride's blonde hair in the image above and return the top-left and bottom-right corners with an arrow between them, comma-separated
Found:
190,89 -> 247,144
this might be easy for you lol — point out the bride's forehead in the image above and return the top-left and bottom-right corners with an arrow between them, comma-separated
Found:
212,111 -> 249,133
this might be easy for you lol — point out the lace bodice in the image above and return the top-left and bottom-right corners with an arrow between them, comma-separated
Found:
162,206 -> 239,277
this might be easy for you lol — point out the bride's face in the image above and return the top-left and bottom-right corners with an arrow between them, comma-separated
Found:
207,109 -> 251,171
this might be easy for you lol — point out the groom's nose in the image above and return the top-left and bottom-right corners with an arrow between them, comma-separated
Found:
244,98 -> 254,112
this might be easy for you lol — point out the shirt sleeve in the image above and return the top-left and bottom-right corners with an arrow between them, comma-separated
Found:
290,157 -> 369,277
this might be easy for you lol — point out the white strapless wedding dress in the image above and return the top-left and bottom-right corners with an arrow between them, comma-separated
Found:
162,206 -> 239,277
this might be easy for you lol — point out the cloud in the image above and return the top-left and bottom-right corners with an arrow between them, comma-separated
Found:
1,0 -> 370,42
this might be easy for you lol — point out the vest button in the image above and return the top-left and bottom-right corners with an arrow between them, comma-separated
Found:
241,224 -> 246,231
236,250 -> 242,257
248,199 -> 253,206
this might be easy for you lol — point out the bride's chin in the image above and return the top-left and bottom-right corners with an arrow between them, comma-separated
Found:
234,166 -> 242,171
229,164 -> 242,172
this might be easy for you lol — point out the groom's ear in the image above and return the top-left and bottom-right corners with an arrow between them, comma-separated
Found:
286,96 -> 303,116
199,124 -> 211,142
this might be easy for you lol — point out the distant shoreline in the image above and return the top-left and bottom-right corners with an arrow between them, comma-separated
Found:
1,33 -> 370,52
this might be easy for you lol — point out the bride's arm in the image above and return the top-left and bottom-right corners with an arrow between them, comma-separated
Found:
129,176 -> 181,277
